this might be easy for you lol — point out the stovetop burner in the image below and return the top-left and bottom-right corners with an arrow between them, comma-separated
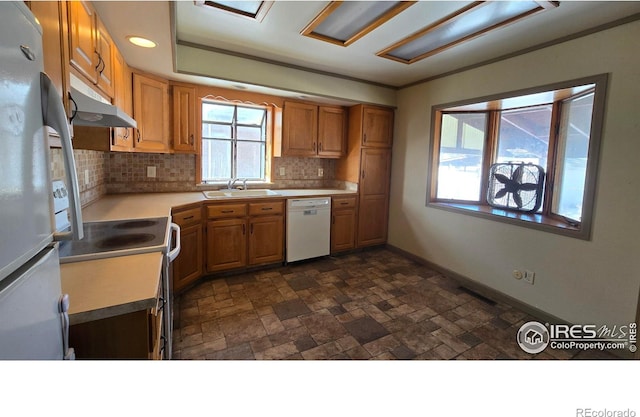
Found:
113,219 -> 159,229
58,217 -> 169,263
95,233 -> 156,249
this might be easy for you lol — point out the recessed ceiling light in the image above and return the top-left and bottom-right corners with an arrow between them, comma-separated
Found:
127,36 -> 157,48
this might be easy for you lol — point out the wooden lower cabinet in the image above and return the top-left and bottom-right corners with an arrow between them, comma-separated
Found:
249,215 -> 284,265
331,196 -> 357,253
69,295 -> 163,360
172,206 -> 203,292
206,218 -> 247,272
357,194 -> 389,247
205,200 -> 284,273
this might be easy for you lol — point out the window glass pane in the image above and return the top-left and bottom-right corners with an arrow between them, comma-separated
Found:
553,92 -> 595,221
202,139 -> 232,180
202,123 -> 231,139
237,107 -> 265,125
496,105 -> 551,166
237,126 -> 262,141
436,113 -> 487,201
203,103 -> 234,123
236,142 -> 264,179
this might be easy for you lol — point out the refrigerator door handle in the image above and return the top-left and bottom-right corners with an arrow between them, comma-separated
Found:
59,294 -> 75,360
41,72 -> 84,241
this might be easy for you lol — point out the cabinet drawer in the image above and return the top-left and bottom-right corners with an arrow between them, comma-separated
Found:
249,201 -> 284,216
172,207 -> 202,227
207,204 -> 247,219
332,196 -> 357,209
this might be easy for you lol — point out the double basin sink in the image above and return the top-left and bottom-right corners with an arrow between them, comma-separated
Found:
202,189 -> 282,199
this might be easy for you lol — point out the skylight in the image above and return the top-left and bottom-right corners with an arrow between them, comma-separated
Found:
196,0 -> 274,22
378,1 -> 559,64
302,1 -> 416,47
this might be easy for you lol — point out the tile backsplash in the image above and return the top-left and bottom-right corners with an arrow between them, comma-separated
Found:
51,149 -> 346,205
50,148 -> 108,207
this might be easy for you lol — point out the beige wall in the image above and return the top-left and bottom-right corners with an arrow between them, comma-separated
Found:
389,20 -> 640,327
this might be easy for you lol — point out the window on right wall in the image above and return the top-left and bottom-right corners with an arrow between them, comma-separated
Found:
427,74 -> 608,240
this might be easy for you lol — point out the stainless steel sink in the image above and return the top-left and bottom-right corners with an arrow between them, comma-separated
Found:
202,189 -> 282,199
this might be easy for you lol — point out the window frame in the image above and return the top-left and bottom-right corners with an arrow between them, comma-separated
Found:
426,74 -> 608,240
200,100 -> 269,183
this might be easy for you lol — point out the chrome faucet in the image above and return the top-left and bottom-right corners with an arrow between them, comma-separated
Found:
242,178 -> 248,190
227,178 -> 238,190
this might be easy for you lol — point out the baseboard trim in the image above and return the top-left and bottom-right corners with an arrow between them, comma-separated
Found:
385,244 -> 632,359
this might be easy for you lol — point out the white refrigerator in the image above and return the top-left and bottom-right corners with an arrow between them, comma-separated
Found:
0,2 -> 82,360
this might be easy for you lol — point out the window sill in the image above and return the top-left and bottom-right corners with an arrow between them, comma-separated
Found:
196,181 -> 275,191
428,201 -> 588,240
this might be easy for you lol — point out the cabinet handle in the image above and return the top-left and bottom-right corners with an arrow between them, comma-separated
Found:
313,142 -> 317,152
261,207 -> 272,211
250,224 -> 254,234
332,215 -> 335,225
189,134 -> 194,145
242,224 -> 246,235
318,142 -> 322,151
160,335 -> 167,355
221,210 -> 234,213
95,53 -> 105,74
340,202 -> 348,205
363,133 -> 367,143
137,130 -> 141,143
182,215 -> 194,220
123,129 -> 130,140
362,170 -> 365,179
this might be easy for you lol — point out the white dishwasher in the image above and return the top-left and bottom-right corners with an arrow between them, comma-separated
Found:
286,197 -> 331,262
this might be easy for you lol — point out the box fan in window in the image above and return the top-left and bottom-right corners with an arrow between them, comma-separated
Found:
486,162 -> 545,213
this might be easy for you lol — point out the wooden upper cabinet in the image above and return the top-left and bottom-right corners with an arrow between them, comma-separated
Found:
112,48 -> 133,151
362,106 -> 394,148
172,85 -> 197,153
318,106 -> 347,158
282,101 -> 346,158
68,1 -> 116,98
94,17 -> 114,98
29,2 -> 69,103
282,101 -> 318,157
68,0 -> 97,84
133,73 -> 170,152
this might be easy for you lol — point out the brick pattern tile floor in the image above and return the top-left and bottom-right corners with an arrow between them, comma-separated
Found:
172,248 -> 619,360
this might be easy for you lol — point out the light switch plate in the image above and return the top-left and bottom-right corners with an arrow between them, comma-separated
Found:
279,167 -> 286,176
147,166 -> 156,178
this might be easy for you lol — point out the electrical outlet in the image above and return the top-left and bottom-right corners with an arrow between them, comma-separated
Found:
318,168 -> 324,177
523,270 -> 535,285
84,169 -> 89,185
279,167 -> 286,176
147,166 -> 156,178
512,270 -> 523,280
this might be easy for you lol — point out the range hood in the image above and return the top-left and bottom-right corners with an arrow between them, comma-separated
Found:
69,74 -> 137,128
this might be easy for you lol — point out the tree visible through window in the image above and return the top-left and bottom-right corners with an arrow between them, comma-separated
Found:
201,101 -> 267,182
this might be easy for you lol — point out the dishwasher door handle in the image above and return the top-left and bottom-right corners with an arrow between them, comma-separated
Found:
167,223 -> 181,262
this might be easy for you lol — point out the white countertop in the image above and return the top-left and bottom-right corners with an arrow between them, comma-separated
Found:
81,189 -> 357,221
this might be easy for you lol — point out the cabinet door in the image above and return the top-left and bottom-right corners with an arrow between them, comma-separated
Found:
282,102 -> 318,157
94,17 -> 114,98
206,218 -> 247,272
112,48 -> 132,151
172,85 -> 197,153
133,74 -> 170,152
360,148 -> 391,196
248,215 -> 284,265
173,224 -> 203,292
358,148 -> 391,247
331,208 -> 356,253
357,195 -> 388,247
362,106 -> 394,148
68,0 -> 97,83
318,106 -> 346,158
30,1 -> 69,110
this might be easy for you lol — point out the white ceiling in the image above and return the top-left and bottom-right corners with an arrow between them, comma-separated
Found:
94,1 -> 640,100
